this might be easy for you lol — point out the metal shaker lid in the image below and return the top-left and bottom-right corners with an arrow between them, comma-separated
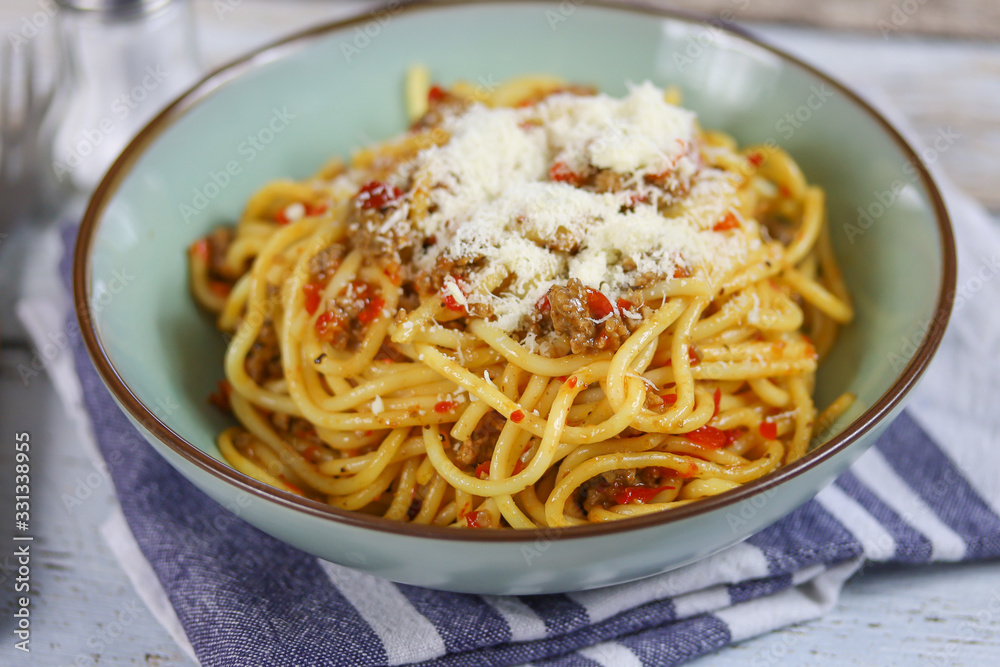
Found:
55,0 -> 174,16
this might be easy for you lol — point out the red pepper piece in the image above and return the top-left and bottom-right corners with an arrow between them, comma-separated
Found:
357,296 -> 385,324
549,161 -> 585,186
305,202 -> 328,217
612,485 -> 674,505
466,510 -> 490,528
586,288 -> 613,319
190,238 -> 209,260
440,277 -> 468,312
357,181 -> 404,210
428,85 -> 446,102
712,212 -> 741,232
207,379 -> 232,413
303,282 -> 323,315
314,311 -> 343,341
685,425 -> 728,449
208,280 -> 231,297
535,293 -> 550,313
666,346 -> 701,366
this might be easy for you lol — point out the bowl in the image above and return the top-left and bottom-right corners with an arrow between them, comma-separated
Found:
74,0 -> 955,594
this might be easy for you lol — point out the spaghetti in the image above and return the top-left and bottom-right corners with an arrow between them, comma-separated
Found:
189,70 -> 854,529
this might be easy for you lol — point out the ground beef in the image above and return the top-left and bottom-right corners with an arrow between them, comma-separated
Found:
592,169 -> 627,194
628,270 -> 668,290
543,278 -> 642,354
374,339 -> 409,363
759,211 -> 797,245
206,227 -> 236,279
454,411 -> 505,468
516,216 -> 581,253
620,256 -> 681,289
193,226 -> 240,302
308,243 -> 346,282
245,319 -> 282,385
269,413 -> 332,463
270,413 -> 323,448
578,467 -> 671,512
347,204 -> 416,265
320,280 -> 383,352
643,169 -> 694,201
406,498 -> 422,520
233,431 -> 259,457
397,282 -> 420,313
414,255 -> 494,318
545,226 -> 582,253
526,329 -> 573,358
415,254 -> 483,296
547,280 -> 599,352
547,131 -> 697,205
411,89 -> 471,130
644,386 -> 679,413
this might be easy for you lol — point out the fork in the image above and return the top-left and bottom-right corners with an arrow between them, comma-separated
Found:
0,33 -> 62,234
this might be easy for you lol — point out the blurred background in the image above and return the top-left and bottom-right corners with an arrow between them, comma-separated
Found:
0,1 -> 997,665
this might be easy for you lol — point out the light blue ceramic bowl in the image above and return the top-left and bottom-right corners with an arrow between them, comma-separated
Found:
75,0 -> 955,594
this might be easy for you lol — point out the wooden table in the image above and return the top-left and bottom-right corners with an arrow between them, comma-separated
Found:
1,1 -> 998,664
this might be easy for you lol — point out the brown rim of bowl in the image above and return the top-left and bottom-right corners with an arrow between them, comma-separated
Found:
74,0 -> 956,543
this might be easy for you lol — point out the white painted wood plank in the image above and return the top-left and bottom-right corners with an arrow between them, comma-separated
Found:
756,24 -> 1000,213
665,0 -> 1000,40
0,2 -> 998,666
692,560 -> 1000,666
0,348 -> 196,666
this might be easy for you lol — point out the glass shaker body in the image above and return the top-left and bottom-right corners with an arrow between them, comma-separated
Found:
51,0 -> 201,191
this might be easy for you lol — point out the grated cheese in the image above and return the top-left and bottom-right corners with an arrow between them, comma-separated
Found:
283,202 -> 305,222
441,275 -> 469,306
383,82 -> 754,331
536,81 -> 696,175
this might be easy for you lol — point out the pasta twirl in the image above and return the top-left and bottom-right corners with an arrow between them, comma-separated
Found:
189,70 -> 854,529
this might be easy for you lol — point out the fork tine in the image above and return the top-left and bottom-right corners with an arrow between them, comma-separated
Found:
0,42 -> 10,137
24,39 -> 36,120
0,41 -> 29,215
34,30 -> 58,113
1,29 -> 62,224
0,42 -> 12,184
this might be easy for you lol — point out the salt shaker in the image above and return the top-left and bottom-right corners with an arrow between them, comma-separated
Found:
50,0 -> 202,192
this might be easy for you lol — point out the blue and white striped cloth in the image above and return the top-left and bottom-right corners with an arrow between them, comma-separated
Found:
14,107 -> 987,663
43,176 -> 1000,667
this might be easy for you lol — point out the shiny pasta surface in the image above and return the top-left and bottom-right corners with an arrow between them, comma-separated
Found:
188,72 -> 854,529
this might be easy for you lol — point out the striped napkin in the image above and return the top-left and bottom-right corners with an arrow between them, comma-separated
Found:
15,84 -> 990,661
41,174 -> 1000,667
